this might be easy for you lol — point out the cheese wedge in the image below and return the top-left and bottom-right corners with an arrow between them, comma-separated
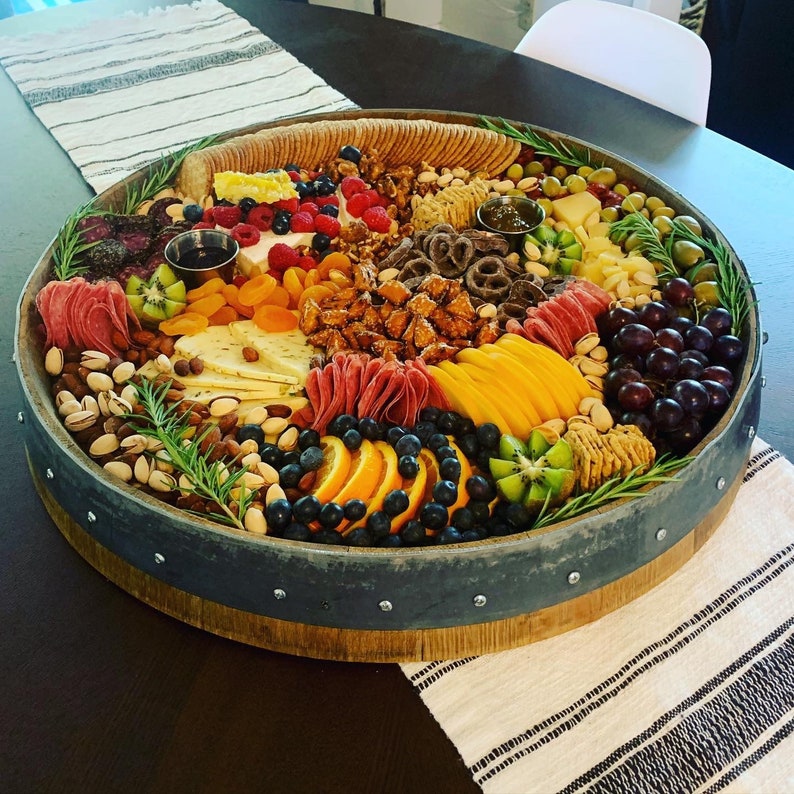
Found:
235,231 -> 314,276
227,320 -> 315,383
173,326 -> 302,385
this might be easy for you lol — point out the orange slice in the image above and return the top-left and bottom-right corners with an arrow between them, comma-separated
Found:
311,436 -> 353,504
389,454 -> 427,533
346,441 -> 402,531
332,440 -> 384,527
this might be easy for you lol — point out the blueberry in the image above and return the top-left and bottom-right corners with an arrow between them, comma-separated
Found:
377,534 -> 403,548
437,526 -> 463,545
455,417 -> 476,438
339,144 -> 362,164
238,197 -> 257,213
420,502 -> 448,530
319,204 -> 339,218
182,203 -> 205,223
400,520 -> 427,546
468,500 -> 491,524
293,494 -> 321,523
283,163 -> 300,173
265,498 -> 292,530
426,433 -> 448,453
237,423 -> 265,446
466,474 -> 495,502
295,181 -> 314,199
328,414 -> 358,436
419,406 -> 441,422
259,443 -> 283,468
358,417 -> 384,440
433,479 -> 458,507
386,425 -> 407,446
476,422 -> 501,449
489,521 -> 511,537
394,433 -> 422,457
367,510 -> 391,539
315,528 -> 343,545
437,411 -> 459,434
312,232 -> 331,253
439,456 -> 461,482
313,178 -> 336,197
411,421 -> 437,445
279,463 -> 304,489
282,451 -> 301,467
461,529 -> 481,543
383,489 -> 409,517
435,445 -> 456,462
299,445 -> 324,472
318,502 -> 345,529
341,428 -> 362,450
456,433 -> 479,459
397,454 -> 420,479
272,213 -> 291,235
298,428 -> 321,451
343,498 -> 367,522
283,522 -> 313,542
450,506 -> 475,531
505,503 -> 531,529
345,527 -> 373,547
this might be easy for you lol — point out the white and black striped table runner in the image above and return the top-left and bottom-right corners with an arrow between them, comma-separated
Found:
0,0 -> 356,193
402,440 -> 794,793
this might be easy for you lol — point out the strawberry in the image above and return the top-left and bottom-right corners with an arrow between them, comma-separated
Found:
340,176 -> 367,199
213,205 -> 243,228
268,243 -> 300,272
247,204 -> 275,231
314,214 -> 341,238
289,211 -> 316,233
362,206 -> 392,233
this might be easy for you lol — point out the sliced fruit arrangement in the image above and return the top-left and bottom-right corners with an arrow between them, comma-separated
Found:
125,263 -> 186,327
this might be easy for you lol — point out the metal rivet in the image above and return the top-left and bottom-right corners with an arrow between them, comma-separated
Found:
45,468 -> 54,480
17,412 -> 24,424
655,528 -> 668,541
154,553 -> 165,564
747,426 -> 756,438
378,600 -> 393,612
760,375 -> 767,388
473,594 -> 487,607
567,571 -> 581,585
273,588 -> 286,600
320,600 -> 330,610
87,511 -> 97,523
762,331 -> 769,345
716,477 -> 726,490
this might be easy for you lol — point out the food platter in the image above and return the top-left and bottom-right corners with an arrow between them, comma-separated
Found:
15,110 -> 761,662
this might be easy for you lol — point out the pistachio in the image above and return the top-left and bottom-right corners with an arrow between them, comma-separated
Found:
277,426 -> 299,451
256,461 -> 280,486
589,345 -> 609,363
89,433 -> 121,457
148,469 -> 176,493
578,396 -> 601,416
86,371 -> 114,393
262,416 -> 288,436
239,438 -> 260,456
65,410 -> 97,432
80,395 -> 101,418
574,333 -> 600,357
417,170 -> 439,184
145,436 -> 165,452
540,417 -> 567,437
112,361 -> 136,384
524,260 -> 551,278
58,399 -> 83,418
591,401 -> 615,433
244,506 -> 268,535
533,423 -> 561,446
154,353 -> 172,373
80,350 -> 111,371
153,449 -> 174,473
178,473 -> 194,494
579,358 -> 609,377
516,176 -> 539,191
584,374 -> 604,392
240,451 -> 262,468
55,390 -> 76,408
97,391 -> 115,417
265,483 -> 287,505
107,394 -> 133,416
120,434 -> 149,455
134,455 -> 151,484
103,460 -> 133,482
45,347 -> 64,376
209,396 -> 241,417
240,472 -> 266,490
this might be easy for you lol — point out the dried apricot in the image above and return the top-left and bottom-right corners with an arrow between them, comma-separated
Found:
283,267 -> 307,304
238,273 -> 278,306
252,305 -> 299,332
221,283 -> 255,318
297,284 -> 335,311
188,292 -> 227,318
159,312 -> 210,336
186,277 -> 226,303
317,252 -> 352,280
208,305 -> 240,326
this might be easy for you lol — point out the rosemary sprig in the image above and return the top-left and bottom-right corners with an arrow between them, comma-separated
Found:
477,116 -> 594,168
531,455 -> 693,529
50,198 -> 107,281
116,134 -> 220,215
129,379 -> 255,530
665,218 -> 756,335
608,211 -> 677,279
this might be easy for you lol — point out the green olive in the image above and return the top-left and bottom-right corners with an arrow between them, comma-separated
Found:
621,192 -> 646,213
541,176 -> 562,198
685,262 -> 719,284
586,166 -> 618,188
671,239 -> 706,269
651,206 -> 676,219
537,197 -> 555,217
506,163 -> 524,182
612,183 -> 630,197
577,165 -> 595,178
623,232 -> 644,252
645,196 -> 665,212
551,165 -> 568,180
693,281 -> 721,307
524,161 -> 545,177
564,174 -> 588,193
506,188 -> 525,197
600,206 -> 620,223
639,208 -> 650,219
676,215 -> 703,236
652,215 -> 674,236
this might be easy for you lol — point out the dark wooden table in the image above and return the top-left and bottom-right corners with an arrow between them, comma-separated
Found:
1,1 -> 791,791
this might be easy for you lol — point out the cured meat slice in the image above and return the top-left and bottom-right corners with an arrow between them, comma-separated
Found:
536,302 -> 575,358
568,278 -> 611,316
555,291 -> 597,339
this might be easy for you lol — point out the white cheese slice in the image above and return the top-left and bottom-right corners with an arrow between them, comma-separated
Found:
227,320 -> 316,383
237,395 -> 309,421
235,232 -> 314,276
167,360 -> 301,394
182,385 -> 298,404
173,326 -> 302,385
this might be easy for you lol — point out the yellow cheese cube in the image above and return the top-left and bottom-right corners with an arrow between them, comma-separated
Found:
551,191 -> 602,229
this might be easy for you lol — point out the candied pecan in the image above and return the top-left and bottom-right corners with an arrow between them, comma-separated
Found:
384,308 -> 411,340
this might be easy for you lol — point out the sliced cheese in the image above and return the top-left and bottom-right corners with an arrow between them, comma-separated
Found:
182,386 -> 298,405
174,325 -> 301,385
235,231 -> 314,276
168,359 -> 300,395
227,320 -> 316,383
237,396 -> 309,423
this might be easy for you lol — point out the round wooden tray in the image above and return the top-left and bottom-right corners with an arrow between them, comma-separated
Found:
15,110 -> 762,662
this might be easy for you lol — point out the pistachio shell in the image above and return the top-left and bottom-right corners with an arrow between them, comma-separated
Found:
579,358 -> 609,377
80,350 -> 111,371
45,347 -> 64,376
148,469 -> 176,493
256,461 -> 280,485
89,433 -> 121,457
120,434 -> 148,454
262,417 -> 288,436
239,438 -> 260,456
58,399 -> 83,418
86,371 -> 114,393
277,426 -> 299,451
80,395 -> 100,418
112,361 -> 136,384
103,461 -> 133,482
265,483 -> 287,505
65,410 -> 97,432
240,451 -> 262,468
134,455 -> 151,483
55,390 -> 76,407
574,333 -> 600,356
119,384 -> 138,405
591,402 -> 615,433
209,396 -> 241,417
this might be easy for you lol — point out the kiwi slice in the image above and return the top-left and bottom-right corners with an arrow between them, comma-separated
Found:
125,264 -> 187,327
489,429 -> 575,514
523,226 -> 583,276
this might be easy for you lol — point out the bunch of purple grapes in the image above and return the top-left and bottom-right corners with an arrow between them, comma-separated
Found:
598,278 -> 744,455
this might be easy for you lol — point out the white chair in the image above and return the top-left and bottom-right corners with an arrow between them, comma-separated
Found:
514,0 -> 712,125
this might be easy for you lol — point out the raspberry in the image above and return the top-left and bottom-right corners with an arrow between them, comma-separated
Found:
362,206 -> 392,233
268,243 -> 300,272
274,197 -> 300,214
340,176 -> 367,199
314,214 -> 341,238
297,255 -> 317,272
191,221 -> 215,230
315,195 -> 339,208
232,275 -> 248,288
202,207 -> 215,223
247,204 -> 274,231
300,201 -> 320,218
230,223 -> 261,247
213,205 -> 243,228
287,170 -> 302,182
289,211 -> 316,233
346,191 -> 374,218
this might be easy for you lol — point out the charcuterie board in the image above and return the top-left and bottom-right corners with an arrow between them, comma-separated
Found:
15,110 -> 761,662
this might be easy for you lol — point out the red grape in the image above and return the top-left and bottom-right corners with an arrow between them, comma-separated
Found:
650,397 -> 685,431
645,347 -> 680,379
701,365 -> 734,392
677,357 -> 704,380
670,378 -> 710,418
618,381 -> 654,411
636,301 -> 672,331
604,367 -> 643,399
655,327 -> 684,353
710,335 -> 743,366
700,307 -> 733,337
684,324 -> 714,353
600,306 -> 639,338
614,323 -> 655,355
669,316 -> 695,335
666,416 -> 704,454
663,277 -> 695,307
701,380 -> 731,412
